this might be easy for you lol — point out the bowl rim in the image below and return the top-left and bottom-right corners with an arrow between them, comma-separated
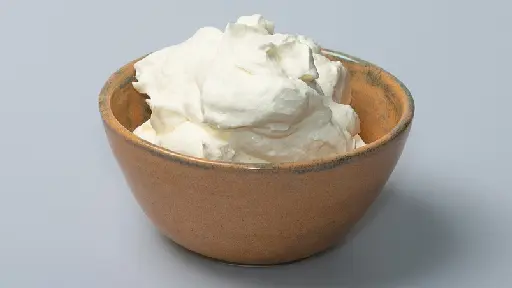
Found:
99,49 -> 414,173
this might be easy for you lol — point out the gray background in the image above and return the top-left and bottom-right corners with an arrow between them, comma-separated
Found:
1,0 -> 510,287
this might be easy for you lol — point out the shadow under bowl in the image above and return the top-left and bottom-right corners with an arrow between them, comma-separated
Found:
98,49 -> 414,265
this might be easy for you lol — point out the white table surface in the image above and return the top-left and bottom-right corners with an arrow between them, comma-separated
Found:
1,0 -> 511,287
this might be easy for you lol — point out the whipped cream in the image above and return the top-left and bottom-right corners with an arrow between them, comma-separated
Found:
133,14 -> 365,163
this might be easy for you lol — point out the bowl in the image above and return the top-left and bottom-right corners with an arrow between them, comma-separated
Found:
99,49 -> 414,265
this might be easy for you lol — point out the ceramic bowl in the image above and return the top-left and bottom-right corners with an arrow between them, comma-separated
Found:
99,49 -> 414,265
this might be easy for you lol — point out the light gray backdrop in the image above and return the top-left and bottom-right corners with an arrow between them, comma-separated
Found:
1,0 -> 510,287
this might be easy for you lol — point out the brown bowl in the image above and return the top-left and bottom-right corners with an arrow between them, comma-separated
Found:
99,49 -> 414,265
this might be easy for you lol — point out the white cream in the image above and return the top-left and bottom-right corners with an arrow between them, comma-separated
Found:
133,14 -> 365,163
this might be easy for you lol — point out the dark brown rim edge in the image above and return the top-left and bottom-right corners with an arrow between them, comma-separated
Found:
98,49 -> 415,173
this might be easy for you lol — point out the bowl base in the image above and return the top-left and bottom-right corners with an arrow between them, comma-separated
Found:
160,232 -> 342,267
